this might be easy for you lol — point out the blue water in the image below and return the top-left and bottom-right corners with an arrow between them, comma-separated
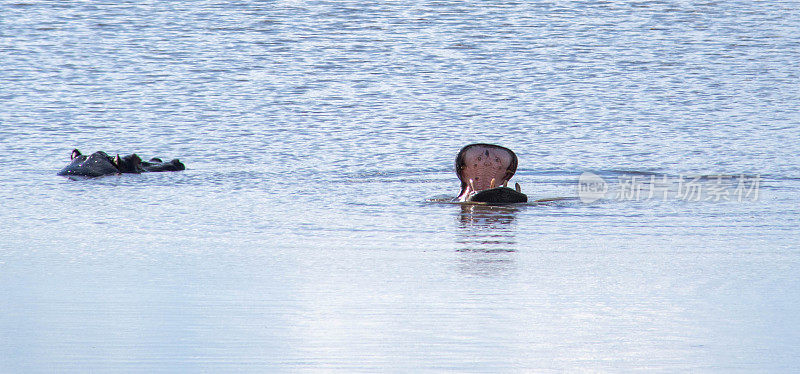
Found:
2,1 -> 799,372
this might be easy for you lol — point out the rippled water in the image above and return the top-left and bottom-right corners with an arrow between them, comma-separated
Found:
2,1 -> 799,372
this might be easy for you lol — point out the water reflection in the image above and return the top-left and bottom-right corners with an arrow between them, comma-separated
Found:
455,204 -> 520,277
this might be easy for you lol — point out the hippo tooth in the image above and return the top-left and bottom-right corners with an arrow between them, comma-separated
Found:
515,182 -> 521,193
490,178 -> 496,188
503,181 -> 508,187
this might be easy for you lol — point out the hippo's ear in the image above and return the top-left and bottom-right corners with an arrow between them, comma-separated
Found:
70,149 -> 82,160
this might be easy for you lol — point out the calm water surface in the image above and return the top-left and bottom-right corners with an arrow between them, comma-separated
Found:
1,1 -> 799,372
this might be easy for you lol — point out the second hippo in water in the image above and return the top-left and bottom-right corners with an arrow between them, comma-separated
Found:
454,143 -> 527,204
57,149 -> 185,178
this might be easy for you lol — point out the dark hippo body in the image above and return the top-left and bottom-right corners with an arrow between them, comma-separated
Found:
454,143 -> 528,204
58,149 -> 185,177
467,186 -> 528,204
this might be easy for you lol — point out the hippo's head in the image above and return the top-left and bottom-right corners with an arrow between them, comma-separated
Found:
455,143 -> 518,202
113,153 -> 143,173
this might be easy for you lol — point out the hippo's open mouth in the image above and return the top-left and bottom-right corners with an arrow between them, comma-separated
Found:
455,143 -> 520,202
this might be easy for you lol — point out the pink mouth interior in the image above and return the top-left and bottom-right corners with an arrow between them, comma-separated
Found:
456,144 -> 516,200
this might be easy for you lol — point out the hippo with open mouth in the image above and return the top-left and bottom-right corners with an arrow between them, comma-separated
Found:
454,143 -> 527,204
57,149 -> 185,178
